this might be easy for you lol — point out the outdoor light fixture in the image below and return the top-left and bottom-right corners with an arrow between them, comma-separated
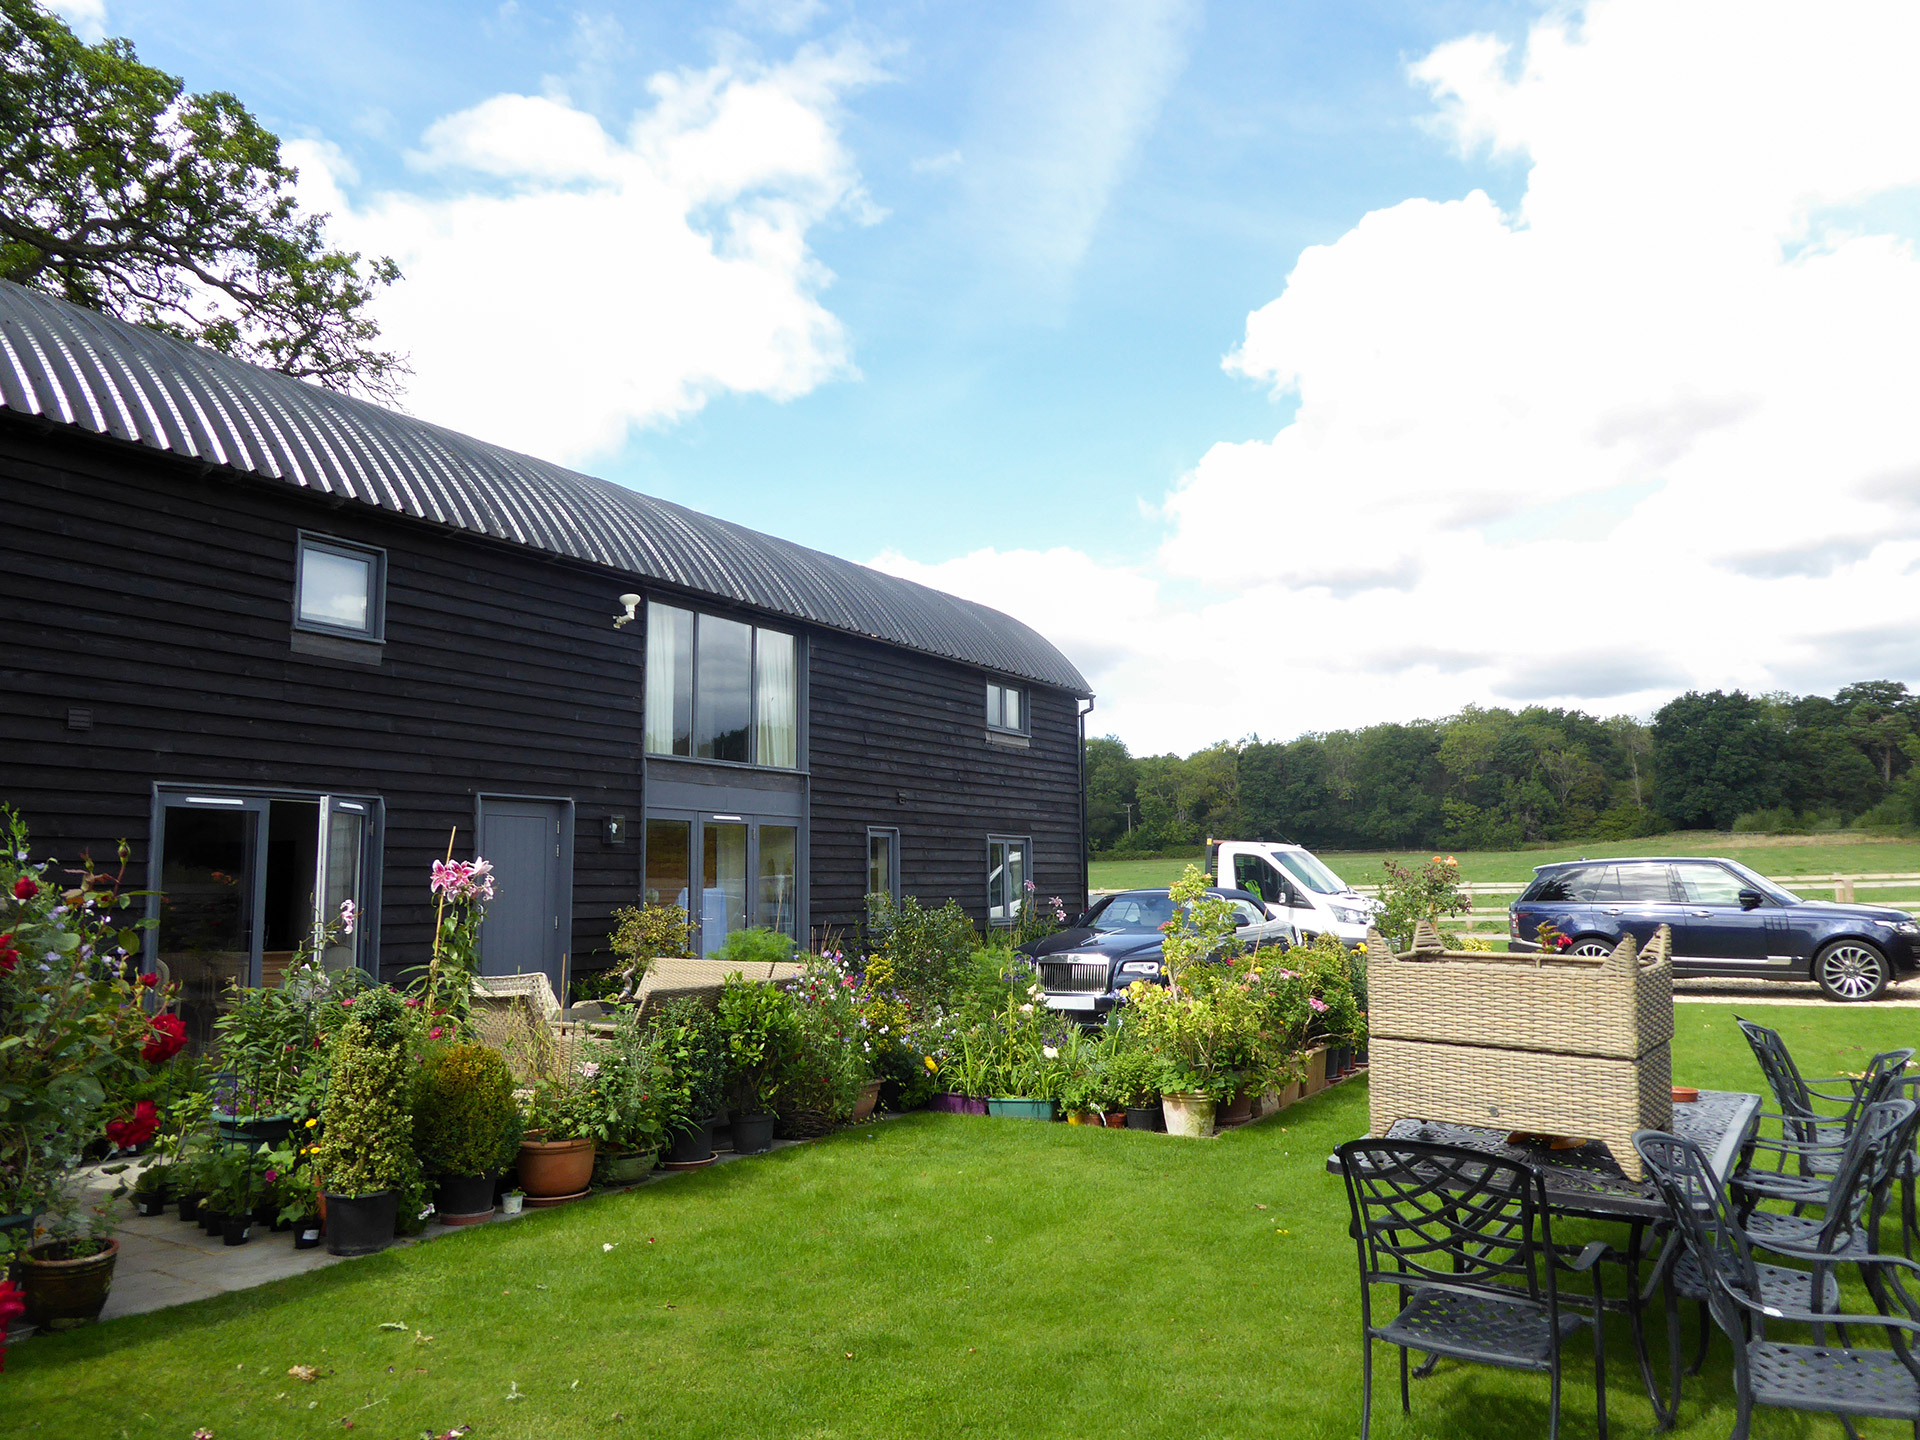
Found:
604,815 -> 626,846
612,593 -> 641,628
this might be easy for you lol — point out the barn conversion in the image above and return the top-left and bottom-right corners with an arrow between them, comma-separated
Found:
0,280 -> 1091,1040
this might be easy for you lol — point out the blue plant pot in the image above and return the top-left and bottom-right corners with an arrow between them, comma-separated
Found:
986,1097 -> 1056,1121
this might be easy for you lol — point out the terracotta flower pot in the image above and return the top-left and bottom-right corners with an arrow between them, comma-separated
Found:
852,1079 -> 883,1122
518,1136 -> 595,1198
19,1239 -> 119,1331
1218,1089 -> 1255,1126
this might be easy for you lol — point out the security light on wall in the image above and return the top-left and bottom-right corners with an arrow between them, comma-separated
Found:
612,593 -> 641,628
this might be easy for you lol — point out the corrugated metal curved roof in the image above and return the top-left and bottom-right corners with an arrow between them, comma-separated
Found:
0,280 -> 1091,696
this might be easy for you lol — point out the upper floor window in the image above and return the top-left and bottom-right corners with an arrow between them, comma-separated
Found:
986,681 -> 1026,734
645,602 -> 798,768
295,533 -> 384,640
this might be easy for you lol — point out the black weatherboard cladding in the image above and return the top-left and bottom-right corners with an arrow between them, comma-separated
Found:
0,280 -> 1089,696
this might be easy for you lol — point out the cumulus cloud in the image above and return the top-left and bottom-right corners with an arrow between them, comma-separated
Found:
291,41 -> 882,464
902,0 -> 1920,754
45,0 -> 105,40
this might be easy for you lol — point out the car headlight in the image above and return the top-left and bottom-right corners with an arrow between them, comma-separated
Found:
1331,906 -> 1369,926
1116,960 -> 1161,976
1894,921 -> 1920,936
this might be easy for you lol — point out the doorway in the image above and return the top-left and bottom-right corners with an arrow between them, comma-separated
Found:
644,812 -> 800,956
150,788 -> 378,1047
475,796 -> 573,996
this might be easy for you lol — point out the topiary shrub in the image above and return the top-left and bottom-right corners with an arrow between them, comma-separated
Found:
315,988 -> 415,1198
412,1043 -> 522,1180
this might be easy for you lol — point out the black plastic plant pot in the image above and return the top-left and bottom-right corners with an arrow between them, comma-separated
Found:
202,1207 -> 226,1236
434,1172 -> 498,1223
732,1114 -> 776,1155
1125,1106 -> 1165,1132
294,1224 -> 322,1250
135,1194 -> 168,1217
178,1192 -> 204,1223
222,1217 -> 251,1246
666,1122 -> 714,1165
323,1190 -> 397,1257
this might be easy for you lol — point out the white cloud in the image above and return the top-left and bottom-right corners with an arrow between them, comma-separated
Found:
46,0 -> 105,41
898,0 -> 1920,755
290,41 -> 882,464
960,0 -> 1198,293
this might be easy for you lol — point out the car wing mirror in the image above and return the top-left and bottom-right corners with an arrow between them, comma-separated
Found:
1738,889 -> 1765,911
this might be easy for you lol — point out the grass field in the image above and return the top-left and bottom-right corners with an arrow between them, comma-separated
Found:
1091,831 -> 1920,894
7,1005 -> 1917,1439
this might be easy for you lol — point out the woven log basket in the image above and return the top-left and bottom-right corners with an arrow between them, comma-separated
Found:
1366,922 -> 1675,1180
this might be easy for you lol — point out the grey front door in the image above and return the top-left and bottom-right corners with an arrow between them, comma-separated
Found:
476,797 -> 570,992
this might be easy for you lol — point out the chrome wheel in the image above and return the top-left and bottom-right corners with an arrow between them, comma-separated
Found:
1817,941 -> 1888,1002
1569,938 -> 1615,958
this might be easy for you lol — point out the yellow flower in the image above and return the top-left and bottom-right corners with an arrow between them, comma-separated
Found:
923,1056 -> 938,1074
304,1117 -> 318,1128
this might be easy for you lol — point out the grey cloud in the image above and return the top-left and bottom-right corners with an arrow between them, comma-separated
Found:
1773,624 -> 1920,695
1295,554 -> 1423,598
1356,646 -> 1489,677
1721,537 -> 1879,580
1493,650 -> 1687,703
1590,392 -> 1758,470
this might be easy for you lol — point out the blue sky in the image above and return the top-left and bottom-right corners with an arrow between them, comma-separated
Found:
57,2 -> 1920,754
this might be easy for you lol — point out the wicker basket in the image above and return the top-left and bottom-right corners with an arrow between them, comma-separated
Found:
1366,924 -> 1674,1181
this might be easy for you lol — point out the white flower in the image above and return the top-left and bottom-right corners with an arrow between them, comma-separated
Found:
602,1242 -> 616,1252
1019,1003 -> 1033,1014
578,1061 -> 601,1079
1042,1046 -> 1058,1060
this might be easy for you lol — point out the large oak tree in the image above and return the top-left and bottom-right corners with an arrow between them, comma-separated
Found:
0,0 -> 404,398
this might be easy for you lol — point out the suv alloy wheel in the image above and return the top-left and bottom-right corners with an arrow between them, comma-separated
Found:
1815,939 -> 1890,1002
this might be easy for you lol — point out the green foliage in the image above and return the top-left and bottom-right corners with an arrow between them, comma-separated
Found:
773,964 -> 866,1122
716,926 -> 796,968
0,1 -> 403,394
648,998 -> 728,1137
1159,864 -> 1239,995
314,987 -> 416,1198
716,978 -> 801,1112
608,903 -> 691,997
1374,854 -> 1471,950
865,893 -> 978,1003
411,1044 -> 521,1179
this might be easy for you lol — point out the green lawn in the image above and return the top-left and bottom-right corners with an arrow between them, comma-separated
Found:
1091,832 -> 1920,894
9,1004 -> 1919,1438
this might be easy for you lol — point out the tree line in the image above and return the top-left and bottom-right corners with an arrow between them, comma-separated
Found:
1085,680 -> 1920,854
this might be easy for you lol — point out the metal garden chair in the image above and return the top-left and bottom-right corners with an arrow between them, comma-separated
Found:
1337,1137 -> 1610,1440
1635,1127 -> 1920,1439
1736,1018 -> 1911,1184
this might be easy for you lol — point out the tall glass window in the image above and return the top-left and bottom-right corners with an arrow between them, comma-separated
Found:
988,837 -> 1029,927
867,828 -> 898,903
694,616 -> 753,762
754,629 -> 797,769
758,825 -> 798,940
645,604 -> 693,757
645,604 -> 798,768
645,819 -> 692,911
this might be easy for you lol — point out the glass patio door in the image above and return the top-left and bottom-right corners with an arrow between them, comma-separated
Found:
156,794 -> 267,1048
644,812 -> 802,955
701,822 -> 749,955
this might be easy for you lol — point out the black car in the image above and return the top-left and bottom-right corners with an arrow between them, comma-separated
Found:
1509,856 -> 1920,1001
1019,886 -> 1293,1020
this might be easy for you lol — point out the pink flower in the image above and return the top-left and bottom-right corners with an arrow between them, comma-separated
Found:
338,899 -> 356,935
405,997 -> 421,1008
264,1169 -> 279,1185
1308,997 -> 1329,1014
429,1027 -> 443,1040
340,997 -> 355,1008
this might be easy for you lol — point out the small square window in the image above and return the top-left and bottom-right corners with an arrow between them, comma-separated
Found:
986,681 -> 1027,734
295,534 -> 385,641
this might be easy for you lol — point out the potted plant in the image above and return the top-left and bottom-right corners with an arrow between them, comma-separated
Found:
717,977 -> 799,1155
772,963 -> 865,1137
500,1188 -> 525,1216
130,1160 -> 171,1217
15,1197 -> 120,1332
313,987 -> 416,1255
595,1019 -> 667,1181
414,1043 -> 521,1224
652,998 -> 727,1166
518,1066 -> 600,1201
1107,1045 -> 1166,1131
983,990 -> 1067,1121
206,1143 -> 266,1245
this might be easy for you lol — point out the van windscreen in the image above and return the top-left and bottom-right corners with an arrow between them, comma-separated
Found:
1274,850 -> 1345,896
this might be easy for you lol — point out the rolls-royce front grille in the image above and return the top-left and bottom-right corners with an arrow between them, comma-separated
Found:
1039,959 -> 1110,993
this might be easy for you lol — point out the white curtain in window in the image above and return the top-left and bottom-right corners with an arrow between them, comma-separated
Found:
645,604 -> 691,756
755,629 -> 797,768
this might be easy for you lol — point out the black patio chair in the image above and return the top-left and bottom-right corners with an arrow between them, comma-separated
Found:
1635,1128 -> 1920,1439
1337,1137 -> 1609,1440
1736,1019 -> 1911,1185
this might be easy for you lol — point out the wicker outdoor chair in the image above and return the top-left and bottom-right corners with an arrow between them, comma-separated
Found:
1336,1137 -> 1610,1440
1635,1128 -> 1920,1438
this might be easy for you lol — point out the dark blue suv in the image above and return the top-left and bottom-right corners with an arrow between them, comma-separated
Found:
1510,856 -> 1920,1001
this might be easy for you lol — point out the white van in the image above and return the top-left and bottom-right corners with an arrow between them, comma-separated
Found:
1208,840 -> 1381,945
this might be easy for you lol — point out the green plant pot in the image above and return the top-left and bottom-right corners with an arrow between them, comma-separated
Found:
986,1097 -> 1056,1122
214,1111 -> 296,1147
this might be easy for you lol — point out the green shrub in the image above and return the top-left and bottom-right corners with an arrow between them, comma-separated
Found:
865,893 -> 977,1003
773,965 -> 865,1122
314,988 -> 416,1198
412,1044 -> 522,1179
716,926 -> 796,968
608,902 -> 692,996
716,977 -> 800,1112
650,998 -> 728,1137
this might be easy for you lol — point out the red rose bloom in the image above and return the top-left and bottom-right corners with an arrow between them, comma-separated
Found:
142,1012 -> 188,1064
0,932 -> 15,974
11,875 -> 36,901
106,1099 -> 160,1149
138,971 -> 159,987
0,1277 -> 24,1370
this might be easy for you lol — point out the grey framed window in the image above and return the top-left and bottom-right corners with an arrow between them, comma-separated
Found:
645,601 -> 799,769
986,681 -> 1026,735
987,835 -> 1031,927
867,827 -> 900,904
294,532 -> 385,641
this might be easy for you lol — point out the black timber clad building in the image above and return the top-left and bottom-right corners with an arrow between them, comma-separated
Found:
0,281 -> 1091,1038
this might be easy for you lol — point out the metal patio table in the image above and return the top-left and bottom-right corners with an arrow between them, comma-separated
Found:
1329,1088 -> 1763,1426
